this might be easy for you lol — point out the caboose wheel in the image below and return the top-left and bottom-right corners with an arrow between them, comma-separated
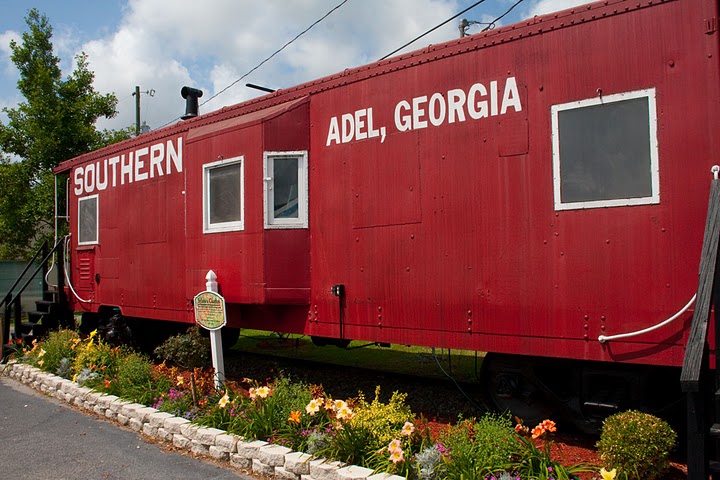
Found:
481,353 -> 564,426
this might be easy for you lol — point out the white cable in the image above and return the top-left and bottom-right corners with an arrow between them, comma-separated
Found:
598,294 -> 696,343
64,235 -> 92,304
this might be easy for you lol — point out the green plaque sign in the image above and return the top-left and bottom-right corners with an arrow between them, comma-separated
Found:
194,290 -> 227,330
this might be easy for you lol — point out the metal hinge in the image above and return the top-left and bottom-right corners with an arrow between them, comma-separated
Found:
706,17 -> 718,35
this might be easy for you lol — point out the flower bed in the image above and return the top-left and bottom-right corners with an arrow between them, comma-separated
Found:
3,329 -> 679,479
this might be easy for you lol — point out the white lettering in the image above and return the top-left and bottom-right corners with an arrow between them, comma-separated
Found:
150,144 -> 164,178
448,89 -> 466,123
70,137 -> 183,196
468,83 -> 488,119
121,153 -> 133,185
501,76 -> 522,114
428,93 -> 446,126
96,161 -> 108,191
108,156 -> 120,187
135,147 -> 148,181
394,100 -> 412,132
326,117 -> 340,146
367,108 -> 380,139
412,96 -> 428,130
84,163 -> 96,194
490,80 -> 498,116
74,168 -> 84,195
341,114 -> 354,143
167,138 -> 182,173
354,109 -> 367,140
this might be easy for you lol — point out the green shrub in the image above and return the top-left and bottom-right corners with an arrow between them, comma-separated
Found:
72,336 -> 120,388
34,329 -> 80,375
438,413 -> 520,479
596,410 -> 677,480
106,351 -> 171,405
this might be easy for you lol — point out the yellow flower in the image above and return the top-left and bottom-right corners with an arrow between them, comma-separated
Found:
600,467 -> 617,480
72,374 -> 78,383
288,411 -> 301,424
249,387 -> 256,400
38,348 -> 46,358
305,398 -> 322,415
333,399 -> 347,411
325,398 -> 335,411
218,392 -> 230,408
176,375 -> 184,386
255,386 -> 271,398
335,405 -> 353,420
38,359 -> 44,367
89,329 -> 98,339
401,421 -> 415,436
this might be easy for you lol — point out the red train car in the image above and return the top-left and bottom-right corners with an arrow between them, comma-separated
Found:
55,0 -> 720,427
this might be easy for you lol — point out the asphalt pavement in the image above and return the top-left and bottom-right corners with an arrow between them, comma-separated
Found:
0,375 -> 257,480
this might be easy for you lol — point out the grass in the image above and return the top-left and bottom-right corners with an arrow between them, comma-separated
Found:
232,329 -> 484,384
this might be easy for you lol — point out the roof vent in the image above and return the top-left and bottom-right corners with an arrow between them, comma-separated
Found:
181,86 -> 203,120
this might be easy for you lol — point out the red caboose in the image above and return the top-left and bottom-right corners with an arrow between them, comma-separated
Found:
55,0 -> 720,428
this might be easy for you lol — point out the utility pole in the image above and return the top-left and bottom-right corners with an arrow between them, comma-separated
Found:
134,85 -> 140,136
132,86 -> 155,136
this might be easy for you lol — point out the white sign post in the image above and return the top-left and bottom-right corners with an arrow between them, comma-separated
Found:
194,270 -> 226,389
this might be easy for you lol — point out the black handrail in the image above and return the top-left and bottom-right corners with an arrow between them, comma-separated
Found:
10,239 -> 65,305
0,240 -> 49,311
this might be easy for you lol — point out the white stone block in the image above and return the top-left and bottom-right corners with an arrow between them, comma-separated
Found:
337,465 -> 374,479
275,466 -> 301,480
366,474 -> 406,480
173,434 -> 192,449
230,453 -> 252,470
215,433 -> 239,452
180,422 -> 200,439
252,459 -> 275,477
196,426 -> 225,446
164,416 -> 190,434
285,451 -> 313,475
129,418 -> 143,432
309,459 -> 344,480
157,427 -> 173,442
134,406 -> 159,423
191,440 -> 210,456
209,445 -> 229,461
143,423 -> 159,437
258,444 -> 293,467
148,412 -> 173,428
116,414 -> 129,426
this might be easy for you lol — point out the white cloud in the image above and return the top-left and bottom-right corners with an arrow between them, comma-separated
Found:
78,0 -> 466,131
0,30 -> 20,76
524,0 -> 591,17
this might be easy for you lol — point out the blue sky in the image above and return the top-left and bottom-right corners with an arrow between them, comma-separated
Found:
0,0 -> 586,135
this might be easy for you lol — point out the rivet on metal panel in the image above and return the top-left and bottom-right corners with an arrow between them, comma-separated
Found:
356,237 -> 360,242
314,305 -> 318,311
467,327 -> 472,333
606,239 -> 610,244
584,335 -> 589,341
378,306 -> 382,312
406,267 -> 410,272
560,252 -> 564,256
667,60 -> 674,68
410,234 -> 415,239
584,324 -> 589,330
378,315 -> 382,320
601,316 -> 606,321
360,267 -> 364,272
600,325 -> 606,331
467,310 -> 472,316
584,314 -> 590,320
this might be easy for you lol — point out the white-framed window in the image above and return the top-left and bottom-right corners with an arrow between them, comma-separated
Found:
203,156 -> 245,233
551,88 -> 659,211
78,194 -> 99,245
264,151 -> 308,229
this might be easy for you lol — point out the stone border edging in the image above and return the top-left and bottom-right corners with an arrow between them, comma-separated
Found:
2,362 -> 404,480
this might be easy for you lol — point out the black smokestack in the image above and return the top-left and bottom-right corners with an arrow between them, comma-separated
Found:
181,86 -> 203,120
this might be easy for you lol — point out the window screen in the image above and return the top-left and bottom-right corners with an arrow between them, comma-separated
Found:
78,195 -> 98,244
552,89 -> 659,210
203,157 -> 244,233
264,151 -> 308,228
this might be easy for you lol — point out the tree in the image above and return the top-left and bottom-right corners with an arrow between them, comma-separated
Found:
0,9 -> 132,259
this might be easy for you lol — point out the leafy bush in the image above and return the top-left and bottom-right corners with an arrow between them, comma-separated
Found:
104,351 -> 172,405
72,333 -> 121,388
596,410 -> 677,480
154,326 -> 210,405
438,413 -> 520,479
32,329 -> 80,374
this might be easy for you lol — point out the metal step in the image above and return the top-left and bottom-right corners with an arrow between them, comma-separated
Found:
710,423 -> 720,437
34,300 -> 55,313
27,311 -> 46,324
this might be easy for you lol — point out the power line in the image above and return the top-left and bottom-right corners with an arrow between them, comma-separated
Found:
159,0 -> 351,129
201,0 -> 350,107
379,0 -> 488,61
482,0 -> 526,32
